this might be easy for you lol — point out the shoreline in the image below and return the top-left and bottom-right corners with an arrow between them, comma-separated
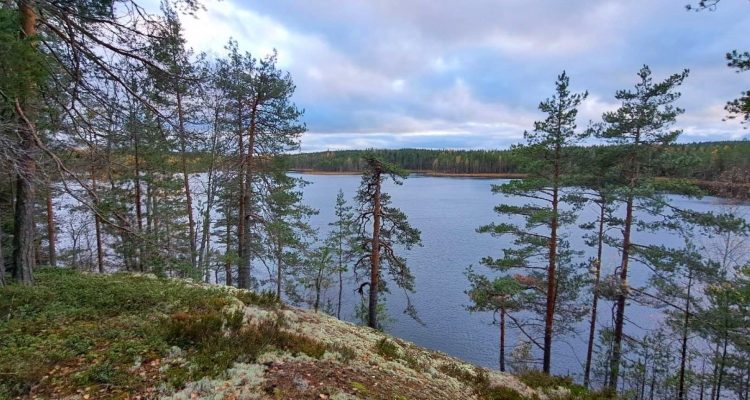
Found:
289,170 -> 748,200
289,169 -> 526,178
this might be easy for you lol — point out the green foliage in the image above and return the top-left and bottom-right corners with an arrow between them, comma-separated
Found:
725,50 -> 750,124
517,371 -> 617,399
473,73 -> 590,373
438,364 -> 525,400
0,9 -> 47,104
0,268 -> 332,398
235,290 -> 280,307
518,370 -> 575,389
374,337 -> 401,360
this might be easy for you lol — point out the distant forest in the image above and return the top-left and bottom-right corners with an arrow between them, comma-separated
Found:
288,140 -> 750,180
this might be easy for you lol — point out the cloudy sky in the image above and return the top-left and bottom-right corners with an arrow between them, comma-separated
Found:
177,0 -> 749,151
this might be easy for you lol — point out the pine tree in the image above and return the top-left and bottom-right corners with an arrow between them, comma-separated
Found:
353,155 -> 421,329
146,4 -> 205,273
326,189 -> 356,319
478,72 -> 589,373
262,164 -> 317,300
596,65 -> 689,389
725,50 -> 750,125
214,42 -> 305,289
465,270 -> 526,371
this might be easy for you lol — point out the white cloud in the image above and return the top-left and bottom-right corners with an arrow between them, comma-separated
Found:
173,0 -> 750,149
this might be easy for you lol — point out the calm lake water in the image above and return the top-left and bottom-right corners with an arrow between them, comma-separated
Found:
53,173 -> 749,380
288,173 -> 749,379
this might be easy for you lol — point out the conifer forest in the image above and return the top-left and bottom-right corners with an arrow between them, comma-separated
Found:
1,0 -> 750,399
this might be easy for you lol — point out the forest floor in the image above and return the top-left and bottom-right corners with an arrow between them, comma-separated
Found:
0,269 -> 614,399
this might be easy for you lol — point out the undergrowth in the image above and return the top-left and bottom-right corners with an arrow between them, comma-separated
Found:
0,268 -> 323,399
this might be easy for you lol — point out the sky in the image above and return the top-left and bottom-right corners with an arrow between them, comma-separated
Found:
176,0 -> 750,152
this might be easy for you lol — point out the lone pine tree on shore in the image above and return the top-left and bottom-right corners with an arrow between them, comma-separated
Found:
353,155 -> 421,330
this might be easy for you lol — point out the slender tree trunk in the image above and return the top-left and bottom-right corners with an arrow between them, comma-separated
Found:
649,364 -> 657,400
198,109 -> 219,282
89,140 -> 104,273
543,142 -> 561,374
584,196 -> 606,387
711,341 -> 720,400
716,333 -> 728,400
368,168 -> 382,329
337,227 -> 344,319
240,100 -> 259,289
699,358 -> 706,400
133,126 -> 143,271
236,106 -> 247,288
610,192 -> 634,389
499,306 -> 506,372
315,265 -> 323,312
176,92 -> 197,270
640,357 -> 648,400
146,181 -> 153,235
275,239 -> 282,299
46,187 -> 56,267
224,195 -> 233,286
12,0 -> 38,285
0,224 -> 5,285
678,270 -> 693,400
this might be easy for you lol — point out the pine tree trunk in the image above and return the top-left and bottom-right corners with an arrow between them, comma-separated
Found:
275,238 -> 282,299
13,173 -> 35,284
584,196 -> 606,387
710,340 -> 719,400
649,364 -> 657,400
0,223 -> 5,285
46,187 -> 56,267
236,105 -> 247,288
715,333 -> 728,400
89,146 -> 104,273
315,265 -> 323,312
198,113 -> 218,282
133,127 -> 143,271
337,232 -> 344,319
176,92 -> 197,270
240,100 -> 259,289
499,306 -> 506,372
699,359 -> 706,400
224,187 -> 233,287
678,270 -> 693,400
543,142 -> 561,374
224,206 -> 233,286
609,192 -> 633,389
368,169 -> 382,330
12,0 -> 38,285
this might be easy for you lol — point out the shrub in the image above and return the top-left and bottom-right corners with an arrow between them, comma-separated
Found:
374,338 -> 400,360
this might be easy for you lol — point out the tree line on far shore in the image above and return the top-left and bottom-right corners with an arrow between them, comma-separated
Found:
287,141 -> 750,187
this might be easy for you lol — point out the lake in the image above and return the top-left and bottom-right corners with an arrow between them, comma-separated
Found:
52,173 -> 750,381
288,173 -> 749,379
